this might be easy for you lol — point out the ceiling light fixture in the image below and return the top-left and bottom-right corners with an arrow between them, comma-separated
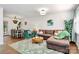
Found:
38,8 -> 48,15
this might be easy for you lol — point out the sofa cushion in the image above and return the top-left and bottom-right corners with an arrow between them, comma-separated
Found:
47,36 -> 69,46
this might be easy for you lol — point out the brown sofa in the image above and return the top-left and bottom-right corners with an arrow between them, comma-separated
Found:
46,36 -> 69,53
37,33 -> 51,40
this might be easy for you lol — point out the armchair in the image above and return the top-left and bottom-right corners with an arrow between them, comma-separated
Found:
23,30 -> 37,39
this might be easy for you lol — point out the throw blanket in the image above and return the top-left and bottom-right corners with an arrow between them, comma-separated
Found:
55,30 -> 70,40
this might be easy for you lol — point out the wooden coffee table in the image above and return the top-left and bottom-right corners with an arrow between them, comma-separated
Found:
32,36 -> 43,43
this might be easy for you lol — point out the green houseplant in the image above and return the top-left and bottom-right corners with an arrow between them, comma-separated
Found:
64,19 -> 73,40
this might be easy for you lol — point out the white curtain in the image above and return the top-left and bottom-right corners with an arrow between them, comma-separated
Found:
74,17 -> 79,34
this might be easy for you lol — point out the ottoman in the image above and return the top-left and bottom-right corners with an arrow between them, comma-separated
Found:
47,36 -> 69,53
32,36 -> 43,43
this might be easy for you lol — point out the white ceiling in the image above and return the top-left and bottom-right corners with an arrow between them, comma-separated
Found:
0,4 -> 78,17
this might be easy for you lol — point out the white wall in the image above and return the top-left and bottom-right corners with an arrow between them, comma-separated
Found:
27,11 -> 74,30
0,7 -> 3,44
4,10 -> 74,35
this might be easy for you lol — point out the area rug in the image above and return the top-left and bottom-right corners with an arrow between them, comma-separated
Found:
9,39 -> 63,54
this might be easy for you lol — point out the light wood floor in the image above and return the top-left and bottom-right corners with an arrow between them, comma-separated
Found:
0,36 -> 23,54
